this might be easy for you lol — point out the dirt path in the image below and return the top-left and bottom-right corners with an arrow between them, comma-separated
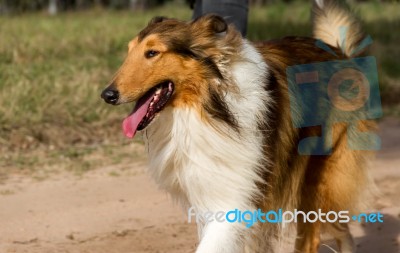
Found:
0,164 -> 197,253
0,119 -> 399,253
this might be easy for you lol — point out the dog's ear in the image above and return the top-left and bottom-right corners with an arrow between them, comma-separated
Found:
191,14 -> 228,34
148,16 -> 169,26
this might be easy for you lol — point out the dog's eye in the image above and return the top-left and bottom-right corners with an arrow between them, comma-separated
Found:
145,50 -> 159,58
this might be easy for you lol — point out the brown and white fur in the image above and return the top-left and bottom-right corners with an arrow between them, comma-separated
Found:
101,0 -> 376,252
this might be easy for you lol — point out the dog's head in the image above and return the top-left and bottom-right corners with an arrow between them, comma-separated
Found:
101,14 -> 242,138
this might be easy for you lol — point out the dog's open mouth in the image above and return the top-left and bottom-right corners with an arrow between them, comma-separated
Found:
122,81 -> 174,138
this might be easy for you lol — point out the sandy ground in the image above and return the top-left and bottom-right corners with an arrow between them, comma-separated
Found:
0,118 -> 399,253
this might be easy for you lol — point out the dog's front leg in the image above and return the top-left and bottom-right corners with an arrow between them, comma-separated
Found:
196,220 -> 244,253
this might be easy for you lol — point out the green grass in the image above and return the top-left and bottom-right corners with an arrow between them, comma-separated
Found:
0,4 -> 191,151
0,2 -> 399,171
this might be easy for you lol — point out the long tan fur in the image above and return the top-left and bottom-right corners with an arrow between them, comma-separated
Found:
313,0 -> 365,56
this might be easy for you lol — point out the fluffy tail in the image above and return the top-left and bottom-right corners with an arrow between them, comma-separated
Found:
312,0 -> 365,57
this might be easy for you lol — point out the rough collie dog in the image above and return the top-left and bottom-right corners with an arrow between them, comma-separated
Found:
101,0 -> 376,252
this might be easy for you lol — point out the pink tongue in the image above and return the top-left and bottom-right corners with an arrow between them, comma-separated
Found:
122,96 -> 153,138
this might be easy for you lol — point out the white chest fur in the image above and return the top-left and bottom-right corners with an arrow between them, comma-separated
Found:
142,41 -> 271,252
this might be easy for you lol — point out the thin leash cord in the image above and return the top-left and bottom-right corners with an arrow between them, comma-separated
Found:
321,243 -> 339,253
145,130 -> 149,154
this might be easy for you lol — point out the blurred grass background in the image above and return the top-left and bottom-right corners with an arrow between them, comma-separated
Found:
0,1 -> 399,175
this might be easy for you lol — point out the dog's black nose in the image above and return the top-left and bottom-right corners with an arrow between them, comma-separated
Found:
101,88 -> 119,105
